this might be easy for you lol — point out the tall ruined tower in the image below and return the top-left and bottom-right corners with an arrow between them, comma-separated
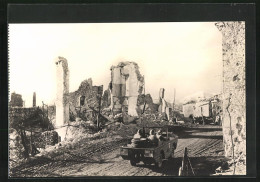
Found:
33,92 -> 36,107
55,57 -> 69,127
110,62 -> 144,116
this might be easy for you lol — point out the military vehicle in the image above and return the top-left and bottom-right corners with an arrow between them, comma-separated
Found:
120,126 -> 178,168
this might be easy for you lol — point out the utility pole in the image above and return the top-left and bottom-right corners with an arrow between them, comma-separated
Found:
143,75 -> 145,95
173,88 -> 176,119
97,86 -> 103,130
97,96 -> 102,130
142,75 -> 146,114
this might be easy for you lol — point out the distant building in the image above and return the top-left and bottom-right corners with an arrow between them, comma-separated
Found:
10,92 -> 23,107
182,102 -> 196,118
182,93 -> 222,119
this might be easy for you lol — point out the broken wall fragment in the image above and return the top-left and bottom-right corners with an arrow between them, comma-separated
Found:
110,61 -> 144,116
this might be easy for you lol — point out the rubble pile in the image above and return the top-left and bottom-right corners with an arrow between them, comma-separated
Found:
9,129 -> 24,168
214,157 -> 246,175
40,131 -> 60,146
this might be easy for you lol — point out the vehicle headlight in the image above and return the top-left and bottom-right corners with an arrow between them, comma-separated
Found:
120,148 -> 128,155
144,150 -> 153,157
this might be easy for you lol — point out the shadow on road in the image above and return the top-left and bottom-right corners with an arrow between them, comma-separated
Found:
169,126 -> 222,139
135,155 -> 227,176
179,135 -> 223,140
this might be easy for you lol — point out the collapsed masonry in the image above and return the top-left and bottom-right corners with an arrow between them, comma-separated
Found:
110,62 -> 144,116
216,22 -> 246,169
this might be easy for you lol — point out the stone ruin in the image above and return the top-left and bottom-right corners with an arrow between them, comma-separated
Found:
9,92 -> 23,107
158,88 -> 173,121
69,78 -> 103,121
110,62 -> 144,116
137,93 -> 159,114
54,56 -> 70,127
54,59 -> 170,123
216,22 -> 246,169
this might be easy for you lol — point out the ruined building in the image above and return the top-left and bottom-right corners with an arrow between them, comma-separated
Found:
101,86 -> 112,109
110,62 -> 144,116
10,92 -> 23,107
137,94 -> 158,114
69,78 -> 103,121
55,57 -> 69,127
216,22 -> 246,168
158,88 -> 173,120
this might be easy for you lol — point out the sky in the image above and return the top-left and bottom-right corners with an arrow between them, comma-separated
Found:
9,22 -> 222,107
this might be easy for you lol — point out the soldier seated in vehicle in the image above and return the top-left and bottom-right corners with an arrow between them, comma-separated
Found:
147,129 -> 158,146
131,129 -> 146,147
156,129 -> 166,141
133,129 -> 143,139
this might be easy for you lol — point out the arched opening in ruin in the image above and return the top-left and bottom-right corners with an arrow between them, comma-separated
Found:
79,95 -> 86,106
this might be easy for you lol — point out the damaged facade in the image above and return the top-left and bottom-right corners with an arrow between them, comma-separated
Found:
216,22 -> 246,167
110,62 -> 144,116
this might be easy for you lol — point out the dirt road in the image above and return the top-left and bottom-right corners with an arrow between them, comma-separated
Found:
11,125 -> 225,177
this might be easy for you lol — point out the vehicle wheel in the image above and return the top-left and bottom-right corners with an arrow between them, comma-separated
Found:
155,153 -> 163,168
130,160 -> 136,166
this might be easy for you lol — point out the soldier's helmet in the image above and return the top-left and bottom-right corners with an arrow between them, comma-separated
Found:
137,129 -> 142,134
157,129 -> 162,135
149,129 -> 155,135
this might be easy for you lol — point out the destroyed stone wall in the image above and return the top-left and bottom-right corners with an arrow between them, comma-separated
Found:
55,57 -> 70,127
101,88 -> 111,109
110,62 -> 144,116
69,78 -> 103,121
216,22 -> 246,168
137,94 -> 158,114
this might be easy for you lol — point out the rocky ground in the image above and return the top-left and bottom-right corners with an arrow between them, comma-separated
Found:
10,123 -> 233,177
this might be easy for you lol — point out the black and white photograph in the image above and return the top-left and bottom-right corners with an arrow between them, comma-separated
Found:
8,20 -> 247,177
